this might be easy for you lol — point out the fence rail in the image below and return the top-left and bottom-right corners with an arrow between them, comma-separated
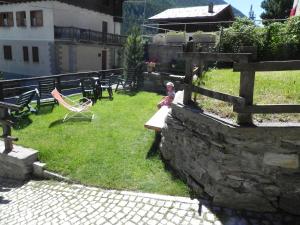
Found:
54,26 -> 127,46
183,48 -> 300,125
0,68 -> 123,101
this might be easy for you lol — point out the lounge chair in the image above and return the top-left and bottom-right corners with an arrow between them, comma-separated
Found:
51,88 -> 94,122
80,78 -> 98,104
37,79 -> 57,111
10,89 -> 37,119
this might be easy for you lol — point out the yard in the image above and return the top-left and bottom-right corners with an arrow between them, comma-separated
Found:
197,69 -> 300,123
10,69 -> 299,197
13,92 -> 189,197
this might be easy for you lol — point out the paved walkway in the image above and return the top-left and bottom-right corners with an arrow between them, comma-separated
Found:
0,179 -> 299,225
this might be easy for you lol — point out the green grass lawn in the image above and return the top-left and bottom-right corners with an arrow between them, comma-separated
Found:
197,69 -> 300,123
13,92 -> 189,196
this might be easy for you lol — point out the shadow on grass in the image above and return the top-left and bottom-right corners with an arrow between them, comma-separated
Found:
12,116 -> 32,130
36,105 -> 55,115
146,132 -> 161,159
115,89 -> 138,97
49,118 -> 93,128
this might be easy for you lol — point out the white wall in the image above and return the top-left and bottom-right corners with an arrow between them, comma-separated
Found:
0,2 -> 55,41
53,2 -> 115,34
0,40 -> 52,76
114,22 -> 121,35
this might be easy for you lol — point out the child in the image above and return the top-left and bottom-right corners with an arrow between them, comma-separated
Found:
157,82 -> 175,108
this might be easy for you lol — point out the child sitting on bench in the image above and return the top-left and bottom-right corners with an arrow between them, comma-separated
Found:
157,82 -> 175,109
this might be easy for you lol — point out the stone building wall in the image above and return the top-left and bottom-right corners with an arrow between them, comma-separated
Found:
160,92 -> 300,215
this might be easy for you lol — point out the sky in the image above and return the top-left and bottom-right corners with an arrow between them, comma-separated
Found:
225,0 -> 264,19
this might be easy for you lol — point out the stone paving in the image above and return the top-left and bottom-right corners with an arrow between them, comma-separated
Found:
0,179 -> 300,225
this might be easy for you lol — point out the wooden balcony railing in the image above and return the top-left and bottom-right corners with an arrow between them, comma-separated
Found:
54,26 -> 127,46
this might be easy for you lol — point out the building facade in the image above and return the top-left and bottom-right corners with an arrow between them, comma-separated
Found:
149,4 -> 235,33
0,0 -> 125,78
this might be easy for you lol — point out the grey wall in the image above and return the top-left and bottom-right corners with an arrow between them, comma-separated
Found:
161,91 -> 300,215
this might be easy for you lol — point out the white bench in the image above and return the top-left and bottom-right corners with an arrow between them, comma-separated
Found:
144,106 -> 170,132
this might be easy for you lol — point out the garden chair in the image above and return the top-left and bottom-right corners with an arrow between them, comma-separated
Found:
99,75 -> 113,100
37,79 -> 57,111
10,90 -> 37,119
80,78 -> 98,104
115,67 -> 136,92
51,88 -> 94,122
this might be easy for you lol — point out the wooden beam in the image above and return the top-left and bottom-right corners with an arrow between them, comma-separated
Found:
233,60 -> 300,72
144,106 -> 170,132
0,102 -> 21,111
183,52 -> 252,62
193,86 -> 246,106
183,58 -> 198,105
234,104 -> 300,114
237,55 -> 256,125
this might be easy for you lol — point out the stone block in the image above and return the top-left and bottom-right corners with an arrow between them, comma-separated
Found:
160,94 -> 300,214
263,153 -> 299,169
0,141 -> 38,180
33,161 -> 46,178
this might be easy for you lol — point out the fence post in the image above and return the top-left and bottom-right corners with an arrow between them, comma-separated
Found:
237,58 -> 255,125
56,77 -> 61,92
0,83 -> 4,101
183,57 -> 194,105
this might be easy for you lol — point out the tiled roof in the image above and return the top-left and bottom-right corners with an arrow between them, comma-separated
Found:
149,4 -> 231,20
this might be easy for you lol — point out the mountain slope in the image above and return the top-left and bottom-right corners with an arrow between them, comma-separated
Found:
122,0 -> 245,34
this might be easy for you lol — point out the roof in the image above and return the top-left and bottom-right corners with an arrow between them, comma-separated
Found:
149,4 -> 232,20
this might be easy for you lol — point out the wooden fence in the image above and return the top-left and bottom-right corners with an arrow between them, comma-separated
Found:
183,52 -> 300,125
0,68 -> 123,101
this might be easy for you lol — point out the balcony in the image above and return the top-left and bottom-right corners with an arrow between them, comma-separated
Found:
54,26 -> 126,46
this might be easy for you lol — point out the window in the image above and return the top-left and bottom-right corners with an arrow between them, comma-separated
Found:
0,12 -> 14,27
103,0 -> 110,6
30,10 -> 43,27
23,46 -> 29,62
3,46 -> 12,60
16,11 -> 27,27
32,47 -> 39,63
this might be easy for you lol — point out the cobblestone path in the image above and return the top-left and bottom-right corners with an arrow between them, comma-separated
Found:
0,179 -> 299,225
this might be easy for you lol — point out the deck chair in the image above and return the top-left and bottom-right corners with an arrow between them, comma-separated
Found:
115,67 -> 136,92
80,78 -> 98,104
11,90 -> 37,119
51,88 -> 94,122
99,75 -> 113,100
37,79 -> 57,111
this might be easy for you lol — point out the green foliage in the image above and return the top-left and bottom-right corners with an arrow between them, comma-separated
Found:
219,18 -> 264,53
219,16 -> 300,60
261,0 -> 293,21
124,27 -> 144,88
15,92 -> 190,196
124,27 -> 144,69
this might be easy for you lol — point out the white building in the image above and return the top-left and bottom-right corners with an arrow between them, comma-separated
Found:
0,0 -> 125,77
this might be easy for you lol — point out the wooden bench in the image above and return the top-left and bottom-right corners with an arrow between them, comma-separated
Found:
144,106 -> 170,132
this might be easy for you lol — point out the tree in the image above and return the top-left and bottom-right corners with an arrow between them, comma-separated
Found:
123,26 -> 144,89
261,0 -> 293,21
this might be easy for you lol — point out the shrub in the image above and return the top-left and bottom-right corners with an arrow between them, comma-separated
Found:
124,26 -> 144,88
219,18 -> 264,54
218,16 -> 300,61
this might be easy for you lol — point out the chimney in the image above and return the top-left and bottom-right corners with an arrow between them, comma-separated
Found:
208,2 -> 214,13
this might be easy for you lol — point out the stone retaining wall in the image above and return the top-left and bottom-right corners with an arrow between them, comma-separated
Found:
160,92 -> 300,215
